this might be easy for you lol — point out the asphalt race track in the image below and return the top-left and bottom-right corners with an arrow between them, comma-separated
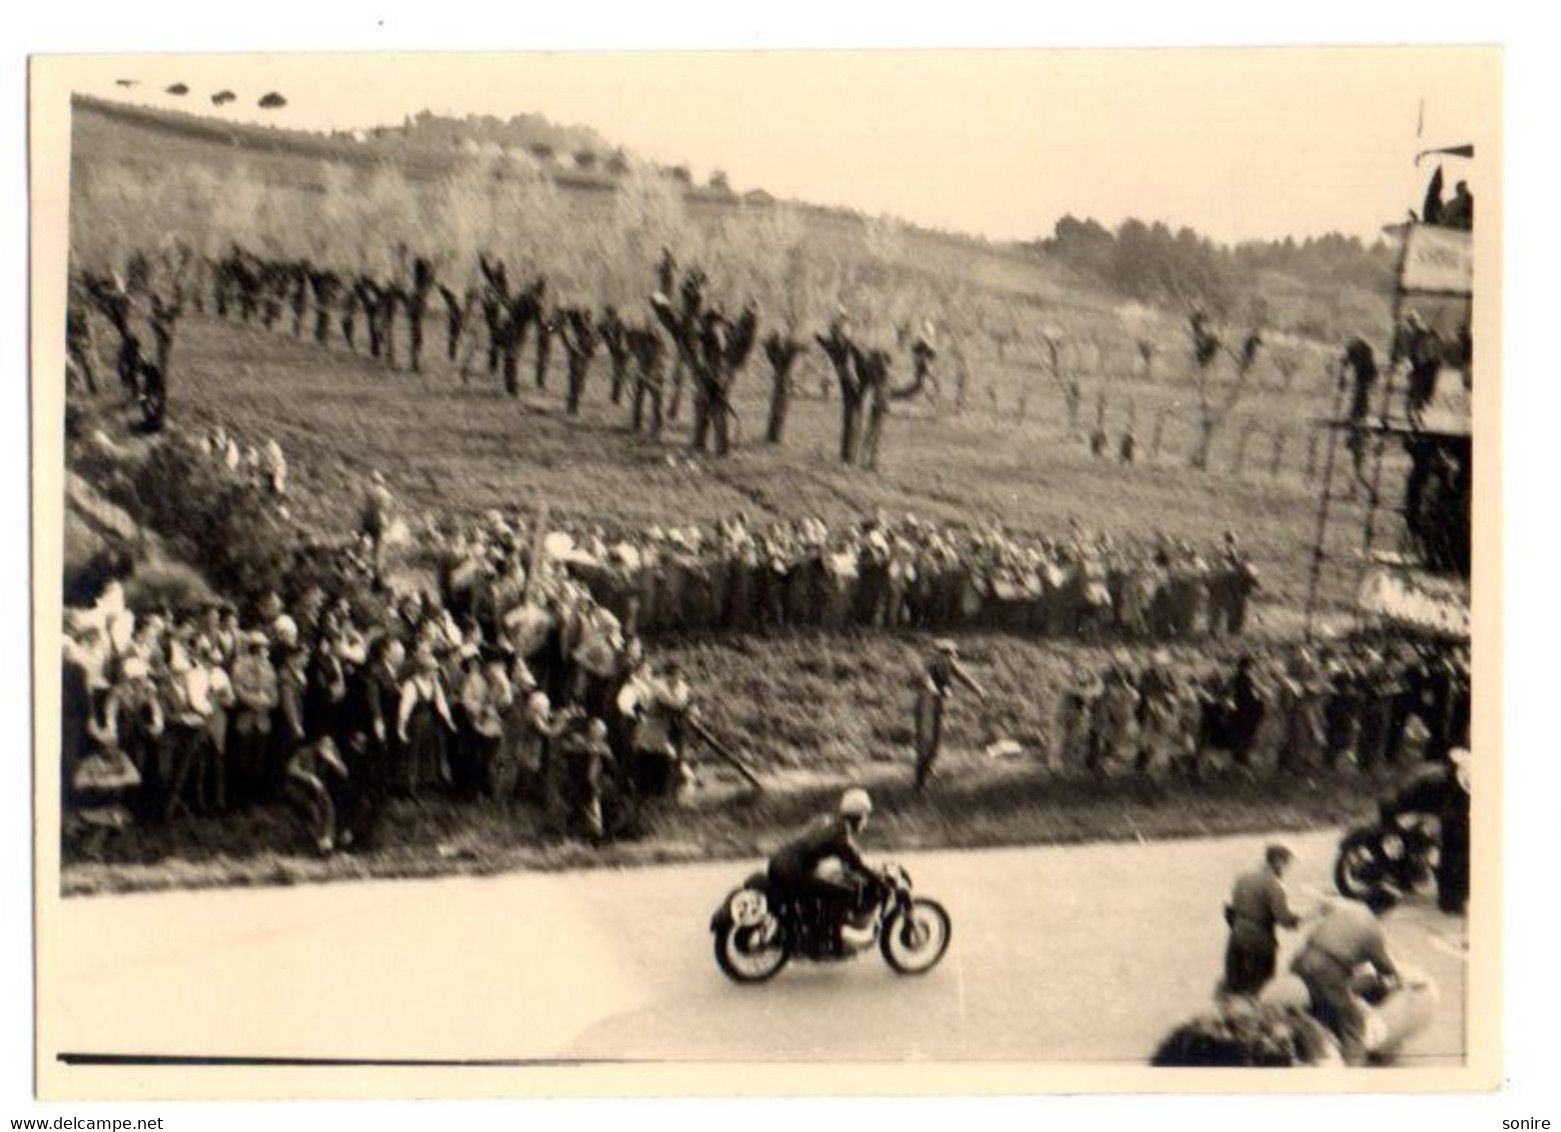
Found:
48,829 -> 1466,1066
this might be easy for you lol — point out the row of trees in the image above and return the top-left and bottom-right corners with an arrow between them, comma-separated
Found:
71,153 -> 1319,471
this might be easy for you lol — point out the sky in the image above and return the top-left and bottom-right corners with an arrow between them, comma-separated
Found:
64,48 -> 1497,246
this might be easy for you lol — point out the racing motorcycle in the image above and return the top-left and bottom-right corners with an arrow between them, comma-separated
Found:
710,862 -> 952,984
1333,814 -> 1441,902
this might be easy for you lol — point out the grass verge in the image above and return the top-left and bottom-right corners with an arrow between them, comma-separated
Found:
61,761 -> 1380,897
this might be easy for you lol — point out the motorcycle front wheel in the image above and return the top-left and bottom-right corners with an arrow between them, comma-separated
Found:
714,921 -> 791,984
1334,830 -> 1384,900
881,898 -> 952,975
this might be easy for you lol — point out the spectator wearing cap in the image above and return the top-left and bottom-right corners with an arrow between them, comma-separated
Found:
1220,844 -> 1302,1001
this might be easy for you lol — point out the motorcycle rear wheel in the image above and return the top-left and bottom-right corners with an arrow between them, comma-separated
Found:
714,921 -> 790,984
881,899 -> 952,975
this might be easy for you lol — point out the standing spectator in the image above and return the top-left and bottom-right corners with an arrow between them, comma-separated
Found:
1277,651 -> 1326,774
275,642 -> 311,796
1055,666 -> 1101,774
622,661 -> 693,798
1227,655 -> 1266,770
331,633 -> 388,849
518,690 -> 572,816
360,471 -> 396,584
89,657 -> 164,823
1219,844 -> 1303,1001
160,645 -> 212,820
561,717 -> 616,842
396,644 -> 456,797
913,640 -> 988,792
229,631 -> 279,807
1138,652 -> 1186,777
1323,658 -> 1362,771
1441,181 -> 1473,230
461,644 -> 516,800
1092,657 -> 1142,777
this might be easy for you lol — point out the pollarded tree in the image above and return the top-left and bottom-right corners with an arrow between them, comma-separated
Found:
1038,327 -> 1085,434
1187,310 -> 1264,471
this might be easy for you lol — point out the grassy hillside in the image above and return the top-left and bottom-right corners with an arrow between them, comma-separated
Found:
102,309 -> 1375,621
64,93 -> 1399,619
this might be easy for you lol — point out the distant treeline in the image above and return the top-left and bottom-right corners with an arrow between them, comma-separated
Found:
383,109 -> 616,165
1034,215 -> 1395,320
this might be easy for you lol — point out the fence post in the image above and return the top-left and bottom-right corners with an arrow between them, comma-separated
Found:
1269,429 -> 1287,477
1305,429 -> 1320,482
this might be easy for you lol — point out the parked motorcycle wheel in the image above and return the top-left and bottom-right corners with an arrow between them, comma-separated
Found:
714,919 -> 790,984
880,898 -> 952,975
1334,830 -> 1384,900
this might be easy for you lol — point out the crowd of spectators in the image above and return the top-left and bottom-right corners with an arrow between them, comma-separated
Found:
63,417 -> 1460,864
1052,639 -> 1470,780
62,432 -> 705,853
61,567 -> 699,853
433,509 -> 1263,644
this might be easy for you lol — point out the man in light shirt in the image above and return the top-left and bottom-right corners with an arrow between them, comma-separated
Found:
1290,890 -> 1401,1065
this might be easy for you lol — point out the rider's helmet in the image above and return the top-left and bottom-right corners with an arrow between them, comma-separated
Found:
839,787 -> 873,827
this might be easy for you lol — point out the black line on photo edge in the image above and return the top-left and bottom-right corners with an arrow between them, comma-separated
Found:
58,1053 -> 634,1068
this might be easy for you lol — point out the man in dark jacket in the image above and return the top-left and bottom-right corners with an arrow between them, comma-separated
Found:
768,788 -> 879,953
1219,844 -> 1302,1000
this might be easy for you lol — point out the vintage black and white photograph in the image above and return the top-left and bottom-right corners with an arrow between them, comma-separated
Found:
29,46 -> 1499,1095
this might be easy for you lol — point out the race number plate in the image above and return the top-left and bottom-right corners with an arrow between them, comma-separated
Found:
728,890 -> 768,928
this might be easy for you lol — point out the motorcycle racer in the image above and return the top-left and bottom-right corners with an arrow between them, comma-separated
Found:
768,788 -> 880,953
